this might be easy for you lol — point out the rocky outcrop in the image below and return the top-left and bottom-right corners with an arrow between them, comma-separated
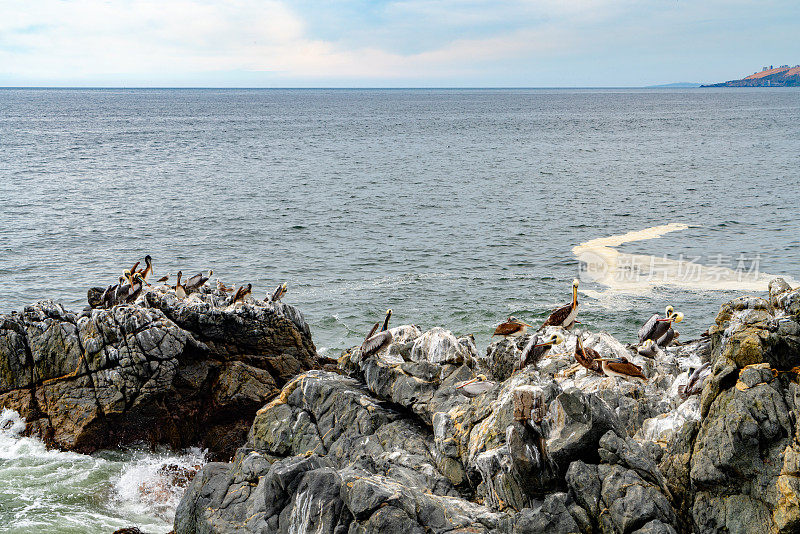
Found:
0,284 -> 317,459
662,278 -> 800,533
178,312 -> 703,533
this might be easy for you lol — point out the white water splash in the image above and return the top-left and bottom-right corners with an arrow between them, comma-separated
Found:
0,408 -> 206,533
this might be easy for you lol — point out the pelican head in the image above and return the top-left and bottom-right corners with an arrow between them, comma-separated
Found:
457,373 -> 489,389
665,305 -> 674,317
572,279 -> 580,288
144,255 -> 152,265
123,269 -> 133,283
671,312 -> 684,323
642,339 -> 655,348
511,317 -> 532,327
535,332 -> 563,347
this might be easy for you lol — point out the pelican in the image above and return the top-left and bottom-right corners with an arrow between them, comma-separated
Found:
156,274 -> 170,283
140,255 -> 153,282
361,309 -> 393,357
637,339 -> 659,358
185,270 -> 212,292
491,317 -> 532,339
216,279 -> 234,292
229,283 -> 252,305
597,357 -> 647,381
455,374 -> 496,397
270,282 -> 288,303
516,332 -> 564,371
657,327 -> 679,348
175,271 -> 187,299
678,362 -> 711,399
638,306 -> 677,343
115,276 -> 130,304
101,284 -> 115,308
540,279 -> 580,330
126,273 -> 144,303
574,337 -> 604,374
128,261 -> 140,278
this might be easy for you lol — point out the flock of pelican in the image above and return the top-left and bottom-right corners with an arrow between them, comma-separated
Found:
356,278 -> 708,401
97,255 -> 289,309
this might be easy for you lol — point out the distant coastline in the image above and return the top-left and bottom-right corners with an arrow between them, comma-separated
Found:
702,64 -> 800,87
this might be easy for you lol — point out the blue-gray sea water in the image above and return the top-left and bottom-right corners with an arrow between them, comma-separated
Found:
0,88 -> 799,531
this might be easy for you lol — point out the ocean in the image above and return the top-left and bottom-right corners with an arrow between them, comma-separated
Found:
0,87 -> 799,531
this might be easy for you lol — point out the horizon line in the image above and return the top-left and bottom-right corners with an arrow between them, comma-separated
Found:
0,85 -> 713,90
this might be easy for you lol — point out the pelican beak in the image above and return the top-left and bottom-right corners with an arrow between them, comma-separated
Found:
456,377 -> 478,389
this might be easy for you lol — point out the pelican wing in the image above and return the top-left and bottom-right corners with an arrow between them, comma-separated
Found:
360,322 -> 380,352
362,330 -> 393,357
541,302 -> 571,328
639,313 -> 660,343
605,359 -> 647,380
518,335 -> 541,370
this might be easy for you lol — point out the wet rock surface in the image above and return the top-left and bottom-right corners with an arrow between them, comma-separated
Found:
0,284 -> 317,458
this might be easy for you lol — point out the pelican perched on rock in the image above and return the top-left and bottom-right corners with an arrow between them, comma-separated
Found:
216,279 -> 234,292
185,270 -> 212,292
657,328 -> 679,348
139,255 -> 153,282
229,283 -> 252,305
492,317 -> 532,339
115,276 -> 130,303
361,309 -> 393,357
270,282 -> 287,303
455,374 -> 496,397
175,271 -> 187,299
574,337 -> 604,374
597,357 -> 647,381
516,332 -> 564,371
126,273 -> 145,303
637,339 -> 659,358
638,306 -> 678,343
540,279 -> 580,330
678,362 -> 711,399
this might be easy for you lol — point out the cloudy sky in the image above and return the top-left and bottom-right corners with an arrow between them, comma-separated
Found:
1,0 -> 798,87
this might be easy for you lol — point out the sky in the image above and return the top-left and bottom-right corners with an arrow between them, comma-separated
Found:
0,0 -> 798,87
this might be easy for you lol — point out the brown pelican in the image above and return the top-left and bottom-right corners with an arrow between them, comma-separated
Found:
270,282 -> 288,303
115,276 -> 130,303
361,309 -> 393,357
491,317 -> 532,339
540,279 -> 580,330
185,270 -> 212,292
216,279 -> 234,292
126,273 -> 144,303
678,362 -> 711,399
455,374 -> 496,397
597,357 -> 647,381
229,283 -> 252,305
175,271 -> 187,299
516,332 -> 564,371
574,337 -> 604,374
638,306 -> 676,343
156,274 -> 170,283
637,339 -> 659,358
139,255 -> 153,282
657,327 -> 679,348
128,261 -> 140,277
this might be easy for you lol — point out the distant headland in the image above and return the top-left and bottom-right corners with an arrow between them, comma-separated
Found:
702,64 -> 800,87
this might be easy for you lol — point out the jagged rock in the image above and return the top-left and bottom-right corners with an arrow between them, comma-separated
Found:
0,284 -> 317,457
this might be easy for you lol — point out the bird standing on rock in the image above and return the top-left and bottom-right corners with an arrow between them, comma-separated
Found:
361,309 -> 393,357
678,362 -> 711,399
492,317 -> 532,339
540,279 -> 580,330
270,282 -> 288,303
455,374 -> 496,397
175,271 -> 187,299
574,337 -> 604,374
637,339 -> 659,358
639,306 -> 681,343
516,332 -> 564,371
597,357 -> 647,381
229,283 -> 252,305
